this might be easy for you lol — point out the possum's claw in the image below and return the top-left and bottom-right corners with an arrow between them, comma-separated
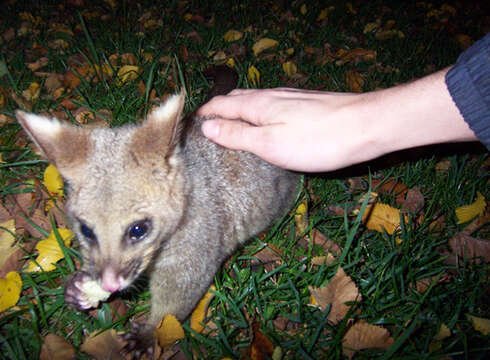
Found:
122,321 -> 156,359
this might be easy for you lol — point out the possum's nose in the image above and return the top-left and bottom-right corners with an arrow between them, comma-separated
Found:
101,266 -> 122,292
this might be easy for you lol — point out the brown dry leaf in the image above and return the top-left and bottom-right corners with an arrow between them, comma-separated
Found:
248,320 -> 274,360
335,48 -> 376,66
294,200 -> 308,235
444,233 -> 490,265
372,179 -> 408,203
253,245 -> 282,272
311,254 -> 336,266
342,321 -> 394,359
345,70 -> 364,93
309,228 -> 342,255
252,38 -> 278,56
401,186 -> 425,214
190,285 -> 216,333
80,329 -> 125,360
63,69 -> 81,89
309,267 -> 360,324
44,73 -> 63,95
26,57 -> 49,72
121,53 -> 138,65
375,29 -> 405,40
410,273 -> 450,293
435,159 -> 452,173
155,314 -> 185,348
40,333 -> 76,360
455,34 -> 473,50
363,203 -> 407,235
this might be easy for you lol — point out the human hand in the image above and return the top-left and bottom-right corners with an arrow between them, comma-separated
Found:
198,88 -> 384,172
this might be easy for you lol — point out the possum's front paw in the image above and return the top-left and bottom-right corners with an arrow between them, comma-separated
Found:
122,322 -> 156,359
64,271 -> 111,310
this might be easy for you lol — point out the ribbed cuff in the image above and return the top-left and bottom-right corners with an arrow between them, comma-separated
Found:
445,33 -> 490,150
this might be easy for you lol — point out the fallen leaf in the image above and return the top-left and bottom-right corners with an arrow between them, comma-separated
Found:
282,61 -> 299,78
435,159 -> 452,173
455,34 -> 473,50
248,320 -> 274,360
429,323 -> 451,352
335,48 -> 376,66
223,29 -> 243,42
40,334 -> 76,360
401,186 -> 425,214
309,267 -> 360,324
461,209 -> 490,235
26,57 -> 49,72
375,29 -> 405,40
22,82 -> 41,102
444,233 -> 490,265
410,273 -> 450,293
117,65 -> 141,86
252,38 -> 278,56
0,219 -> 18,268
345,70 -> 364,92
455,192 -> 486,224
294,200 -> 308,235
80,329 -> 125,360
155,314 -> 185,348
26,228 -> 74,272
309,228 -> 342,254
247,65 -> 260,87
342,321 -> 394,359
252,245 -> 282,272
311,254 -> 336,266
363,203 -> 407,235
190,285 -> 216,333
121,53 -> 138,65
466,314 -> 490,336
0,271 -> 22,312
43,164 -> 64,198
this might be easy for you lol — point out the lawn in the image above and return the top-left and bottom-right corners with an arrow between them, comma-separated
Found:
0,0 -> 488,359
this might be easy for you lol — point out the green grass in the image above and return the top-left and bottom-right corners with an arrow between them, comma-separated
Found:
0,0 -> 489,359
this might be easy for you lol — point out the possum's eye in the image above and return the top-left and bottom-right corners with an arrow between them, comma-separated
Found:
127,219 -> 152,242
79,221 -> 96,243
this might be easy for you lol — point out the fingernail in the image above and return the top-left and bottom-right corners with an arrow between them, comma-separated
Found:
202,120 -> 220,139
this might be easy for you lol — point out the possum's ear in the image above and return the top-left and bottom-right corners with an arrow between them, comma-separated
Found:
130,92 -> 185,158
16,111 -> 91,178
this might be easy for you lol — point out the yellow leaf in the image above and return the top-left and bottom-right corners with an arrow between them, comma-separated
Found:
363,22 -> 380,33
116,65 -> 141,86
247,65 -> 260,87
22,82 -> 40,102
294,200 -> 308,235
300,4 -> 307,15
309,267 -> 360,324
155,314 -> 185,348
43,164 -> 64,198
466,314 -> 490,336
317,8 -> 328,21
190,285 -> 216,333
311,254 -> 336,266
282,61 -> 298,78
223,29 -> 243,42
0,271 -> 22,312
363,203 -> 407,235
252,38 -> 278,56
455,192 -> 486,224
434,323 -> 451,341
26,229 -> 74,272
0,219 -> 18,268
225,58 -> 235,68
342,321 -> 394,359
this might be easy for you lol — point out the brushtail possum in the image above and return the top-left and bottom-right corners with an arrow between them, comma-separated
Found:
16,66 -> 300,350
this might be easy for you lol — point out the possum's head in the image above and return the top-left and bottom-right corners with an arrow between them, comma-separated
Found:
16,94 -> 187,293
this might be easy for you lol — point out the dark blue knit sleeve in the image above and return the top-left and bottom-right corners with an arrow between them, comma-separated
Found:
445,32 -> 489,150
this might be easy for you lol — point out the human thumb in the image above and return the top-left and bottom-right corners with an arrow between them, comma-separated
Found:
201,119 -> 255,152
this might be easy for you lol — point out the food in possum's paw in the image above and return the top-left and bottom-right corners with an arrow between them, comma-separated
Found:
79,280 -> 111,307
